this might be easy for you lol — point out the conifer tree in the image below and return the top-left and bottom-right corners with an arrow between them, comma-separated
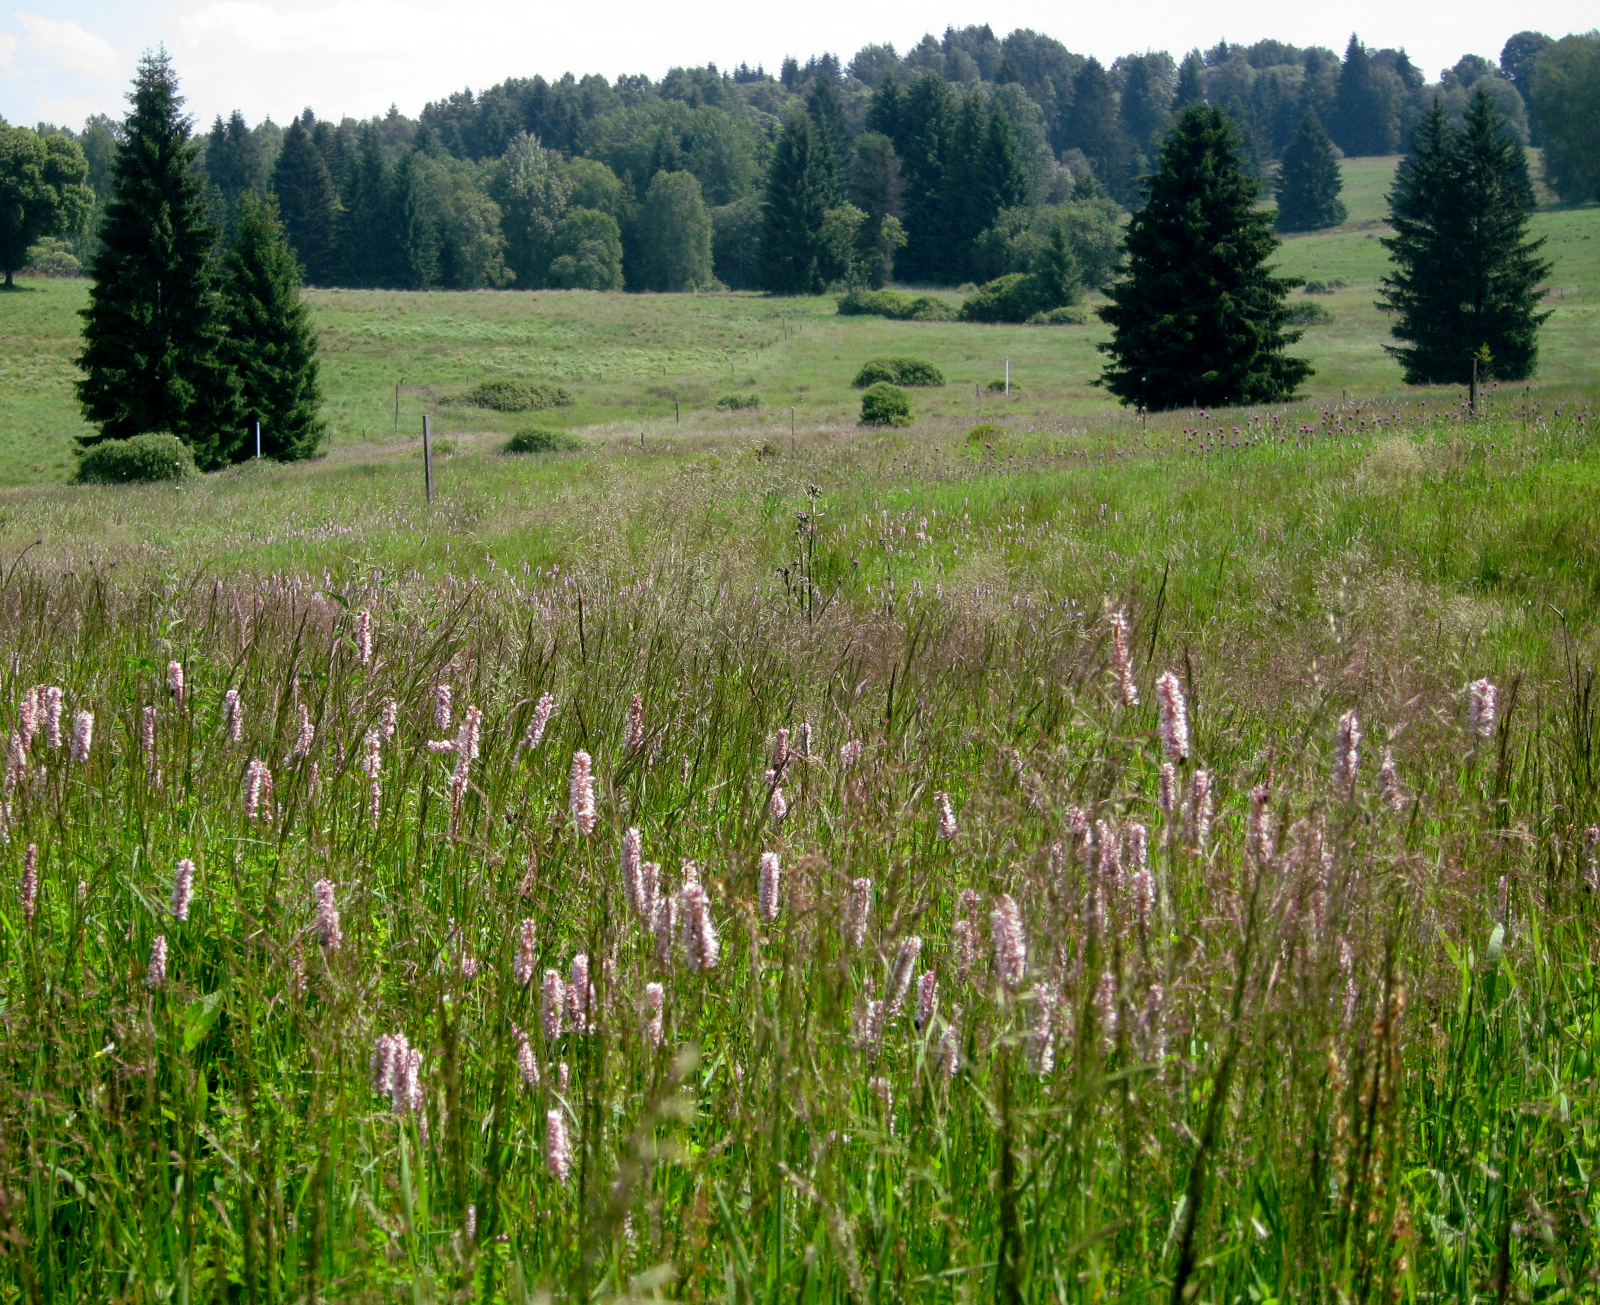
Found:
1061,58 -> 1133,203
1379,92 -> 1551,384
76,50 -> 243,467
1097,105 -> 1311,410
865,73 -> 905,141
894,72 -> 957,283
337,124 -> 393,287
760,112 -> 839,294
203,109 -> 264,245
1174,51 -> 1206,111
1275,110 -> 1347,232
1332,35 -> 1398,156
272,115 -> 339,284
221,194 -> 324,460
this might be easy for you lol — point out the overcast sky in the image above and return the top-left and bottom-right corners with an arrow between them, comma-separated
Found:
2,0 -> 1594,131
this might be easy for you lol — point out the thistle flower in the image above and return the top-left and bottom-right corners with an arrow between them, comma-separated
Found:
313,878 -> 342,952
1154,670 -> 1188,760
292,703 -> 314,759
935,791 -> 957,840
678,881 -> 720,972
514,918 -> 537,985
915,970 -> 938,1030
990,895 -> 1027,989
141,705 -> 157,767
1027,986 -> 1056,1076
545,1109 -> 572,1182
839,738 -> 862,768
382,699 -> 398,741
568,953 -> 592,1033
1378,748 -> 1404,813
522,693 -> 554,750
624,693 -> 645,754
885,936 -> 922,1019
167,660 -> 185,705
542,969 -> 566,1039
644,981 -> 665,1049
771,727 -> 790,775
432,684 -> 453,733
21,843 -> 37,926
171,858 -> 195,922
1109,609 -> 1138,706
146,935 -> 168,989
1189,770 -> 1214,850
758,851 -> 781,923
1467,678 -> 1498,739
1158,762 -> 1177,816
1332,710 -> 1361,788
621,827 -> 644,917
844,877 -> 872,948
356,609 -> 373,666
569,750 -> 596,836
652,892 -> 677,966
223,689 -> 243,744
43,686 -> 63,749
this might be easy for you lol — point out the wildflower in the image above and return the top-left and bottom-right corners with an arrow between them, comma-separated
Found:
542,969 -> 566,1039
935,791 -> 957,840
382,699 -> 398,741
568,953 -> 592,1033
798,721 -> 813,758
141,705 -> 157,767
624,693 -> 645,753
363,729 -> 382,779
1248,783 -> 1275,864
356,610 -> 373,666
17,687 -> 39,750
1189,770 -> 1214,849
886,936 -> 922,1019
522,693 -> 554,750
1332,710 -> 1361,788
171,858 -> 195,921
516,1028 -> 541,1089
367,779 -> 381,829
1378,748 -> 1405,813
990,895 -> 1027,989
766,771 -> 787,824
1028,986 -> 1056,1076
44,687 -> 62,749
852,980 -> 884,1049
245,759 -> 271,820
147,935 -> 168,989
167,661 -> 185,705
545,1109 -> 572,1182
638,861 -> 661,925
679,880 -> 720,972
1468,678 -> 1498,738
223,689 -> 243,744
652,893 -> 677,966
292,703 -> 314,759
939,1018 -> 961,1078
758,851 -> 781,923
870,1075 -> 893,1125
844,877 -> 872,948
312,878 -> 342,952
952,918 -> 975,983
21,843 -> 37,925
557,1062 -> 570,1094
839,738 -> 862,768
1132,865 -> 1155,936
1110,609 -> 1138,706
514,918 -> 537,985
1158,762 -> 1177,815
915,970 -> 938,1030
643,982 -> 665,1049
1096,969 -> 1117,1045
569,750 -> 596,836
458,706 -> 481,761
1581,827 -> 1598,892
621,827 -> 644,916
1154,671 -> 1189,760
465,1204 -> 476,1242
771,727 -> 790,775
432,684 -> 453,733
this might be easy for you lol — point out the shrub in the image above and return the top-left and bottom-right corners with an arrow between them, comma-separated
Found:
860,382 -> 913,426
505,428 -> 584,454
959,273 -> 1052,324
1284,301 -> 1335,326
835,289 -> 957,321
462,381 -> 575,412
715,393 -> 760,410
985,379 -> 1020,393
851,358 -> 945,388
1025,305 -> 1091,325
23,237 -> 83,277
74,434 -> 197,485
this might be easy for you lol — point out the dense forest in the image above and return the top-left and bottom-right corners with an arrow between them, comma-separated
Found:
21,25 -> 1598,294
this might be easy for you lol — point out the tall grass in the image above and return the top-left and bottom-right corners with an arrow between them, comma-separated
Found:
2,400 -> 1599,1302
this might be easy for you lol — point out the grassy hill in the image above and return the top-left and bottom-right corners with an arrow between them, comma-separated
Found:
1,154 -> 1595,486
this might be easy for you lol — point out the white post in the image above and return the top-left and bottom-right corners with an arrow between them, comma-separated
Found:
254,421 -> 261,459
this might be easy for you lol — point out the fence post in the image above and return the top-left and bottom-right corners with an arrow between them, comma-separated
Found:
423,415 -> 434,504
254,421 -> 261,459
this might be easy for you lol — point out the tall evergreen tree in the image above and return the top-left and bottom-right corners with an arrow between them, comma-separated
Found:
1061,59 -> 1133,203
337,124 -> 393,286
865,73 -> 905,141
1174,52 -> 1206,111
945,89 -> 1030,279
1097,105 -> 1311,410
805,76 -> 849,181
221,194 -> 324,460
891,73 -> 957,283
1274,110 -> 1346,231
1332,35 -> 1398,157
760,112 -> 838,294
1379,92 -> 1551,384
203,109 -> 264,244
76,50 -> 243,467
271,115 -> 339,284
391,151 -> 441,289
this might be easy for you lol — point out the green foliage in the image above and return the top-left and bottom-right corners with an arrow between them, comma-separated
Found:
761,112 -> 840,295
72,431 -> 196,483
835,288 -> 956,320
1284,300 -> 1335,326
960,225 -> 1078,324
221,194 -> 326,461
1060,58 -> 1135,204
504,426 -> 583,453
710,196 -> 761,290
494,132 -> 573,288
1532,34 -> 1600,204
271,115 -> 339,284
851,357 -> 945,388
0,121 -> 93,287
859,380 -> 913,425
75,51 -> 245,468
1098,105 -> 1312,410
640,170 -> 713,292
462,380 -> 574,411
22,237 -> 82,276
1025,304 -> 1090,324
548,208 -> 624,291
1380,94 -> 1552,384
715,392 -> 760,410
1275,110 -> 1347,232
1332,35 -> 1400,157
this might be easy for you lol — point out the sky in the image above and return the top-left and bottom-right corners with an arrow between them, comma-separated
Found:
2,0 -> 1594,131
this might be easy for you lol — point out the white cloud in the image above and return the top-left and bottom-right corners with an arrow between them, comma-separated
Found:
11,13 -> 122,84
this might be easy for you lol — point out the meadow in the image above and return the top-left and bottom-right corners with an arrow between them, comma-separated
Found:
2,155 -> 1600,1303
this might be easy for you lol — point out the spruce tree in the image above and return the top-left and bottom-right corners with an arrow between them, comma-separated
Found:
1379,92 -> 1551,384
760,112 -> 839,294
1332,35 -> 1397,156
1061,58 -> 1133,203
894,72 -> 957,283
337,124 -> 393,287
221,194 -> 324,460
1275,110 -> 1347,231
272,115 -> 339,284
1097,105 -> 1311,410
76,50 -> 243,467
1174,52 -> 1206,111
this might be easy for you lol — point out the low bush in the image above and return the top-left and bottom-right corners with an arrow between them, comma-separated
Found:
1025,305 -> 1091,325
985,378 -> 1020,393
1284,301 -> 1335,326
851,358 -> 946,388
505,427 -> 584,454
836,289 -> 957,321
461,380 -> 575,412
860,382 -> 913,426
74,434 -> 197,485
958,273 -> 1055,324
1302,278 -> 1346,294
715,393 -> 760,410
